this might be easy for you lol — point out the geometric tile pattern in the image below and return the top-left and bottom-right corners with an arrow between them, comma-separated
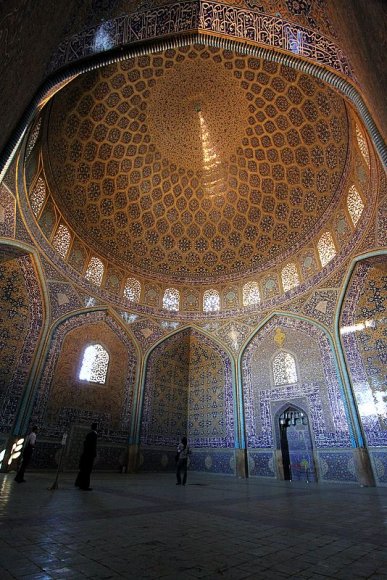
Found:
45,46 -> 348,282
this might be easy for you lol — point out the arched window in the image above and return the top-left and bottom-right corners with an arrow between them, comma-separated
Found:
355,124 -> 370,168
203,289 -> 220,312
347,185 -> 364,226
30,177 -> 46,216
273,352 -> 297,385
79,344 -> 109,384
281,263 -> 300,292
317,232 -> 336,267
52,224 -> 71,258
163,288 -> 180,311
124,278 -> 141,302
243,281 -> 260,306
85,256 -> 104,286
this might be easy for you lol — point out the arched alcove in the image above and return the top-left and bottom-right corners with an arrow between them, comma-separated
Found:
29,310 -> 138,470
241,314 -> 355,482
140,327 -> 235,474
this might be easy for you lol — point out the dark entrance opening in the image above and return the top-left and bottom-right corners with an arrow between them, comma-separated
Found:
279,407 -> 316,482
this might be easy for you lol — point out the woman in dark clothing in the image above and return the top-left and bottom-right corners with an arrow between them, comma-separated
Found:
75,423 -> 98,490
176,436 -> 191,486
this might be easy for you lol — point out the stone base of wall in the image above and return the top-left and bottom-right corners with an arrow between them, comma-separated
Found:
247,448 -> 365,484
139,447 -> 236,475
28,438 -> 127,471
370,448 -> 387,486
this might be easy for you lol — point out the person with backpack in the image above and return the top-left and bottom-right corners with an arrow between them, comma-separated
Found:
176,436 -> 191,486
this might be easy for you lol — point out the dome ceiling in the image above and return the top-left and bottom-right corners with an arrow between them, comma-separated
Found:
45,45 -> 349,283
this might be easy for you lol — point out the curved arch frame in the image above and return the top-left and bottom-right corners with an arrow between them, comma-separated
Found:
1,20 -> 386,183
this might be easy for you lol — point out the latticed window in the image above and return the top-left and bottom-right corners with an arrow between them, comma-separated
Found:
281,263 -> 300,292
347,185 -> 364,226
85,256 -> 104,286
273,352 -> 297,385
52,224 -> 71,258
243,281 -> 261,306
79,344 -> 109,384
317,232 -> 336,267
163,288 -> 180,311
124,278 -> 141,302
355,124 -> 370,168
203,289 -> 220,312
26,117 -> 42,158
30,177 -> 46,216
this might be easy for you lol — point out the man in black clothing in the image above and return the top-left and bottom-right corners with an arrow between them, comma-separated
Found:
15,426 -> 38,483
75,423 -> 98,490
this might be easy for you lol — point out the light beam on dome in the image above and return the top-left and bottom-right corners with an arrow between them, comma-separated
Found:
196,105 -> 226,197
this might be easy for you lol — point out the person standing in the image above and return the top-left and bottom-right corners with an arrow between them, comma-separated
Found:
14,425 -> 38,483
75,423 -> 98,491
176,436 -> 190,486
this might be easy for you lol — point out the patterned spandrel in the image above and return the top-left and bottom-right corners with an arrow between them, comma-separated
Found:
317,231 -> 336,267
273,351 -> 297,385
85,256 -> 104,286
163,288 -> 180,311
203,289 -> 220,312
52,224 -> 71,258
243,281 -> 260,306
347,185 -> 364,227
30,177 -> 46,217
281,263 -> 300,292
124,277 -> 141,302
355,124 -> 370,168
79,344 -> 109,384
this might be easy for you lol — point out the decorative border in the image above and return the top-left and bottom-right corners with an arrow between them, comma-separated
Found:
0,255 -> 44,433
50,2 -> 352,78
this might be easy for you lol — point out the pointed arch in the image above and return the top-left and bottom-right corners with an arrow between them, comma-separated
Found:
240,312 -> 354,452
138,326 -> 236,453
28,308 -> 138,440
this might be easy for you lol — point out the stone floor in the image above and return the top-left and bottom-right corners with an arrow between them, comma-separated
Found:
0,471 -> 386,580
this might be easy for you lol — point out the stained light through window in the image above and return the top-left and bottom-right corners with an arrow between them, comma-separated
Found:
203,289 -> 220,312
243,281 -> 261,306
347,185 -> 364,226
281,263 -> 300,292
317,232 -> 336,267
163,288 -> 180,311
355,124 -> 370,168
52,224 -> 71,258
30,177 -> 46,216
124,278 -> 141,302
85,256 -> 104,286
79,344 -> 109,384
273,352 -> 297,385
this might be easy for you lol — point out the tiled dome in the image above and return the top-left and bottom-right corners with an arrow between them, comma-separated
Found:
44,44 -> 349,283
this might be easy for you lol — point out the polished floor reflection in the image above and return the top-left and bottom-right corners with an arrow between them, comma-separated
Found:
0,472 -> 386,579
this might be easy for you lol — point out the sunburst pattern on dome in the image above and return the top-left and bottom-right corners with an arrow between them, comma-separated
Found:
45,45 -> 348,283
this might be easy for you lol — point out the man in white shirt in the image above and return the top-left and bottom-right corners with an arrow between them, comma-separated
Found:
14,426 -> 38,483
